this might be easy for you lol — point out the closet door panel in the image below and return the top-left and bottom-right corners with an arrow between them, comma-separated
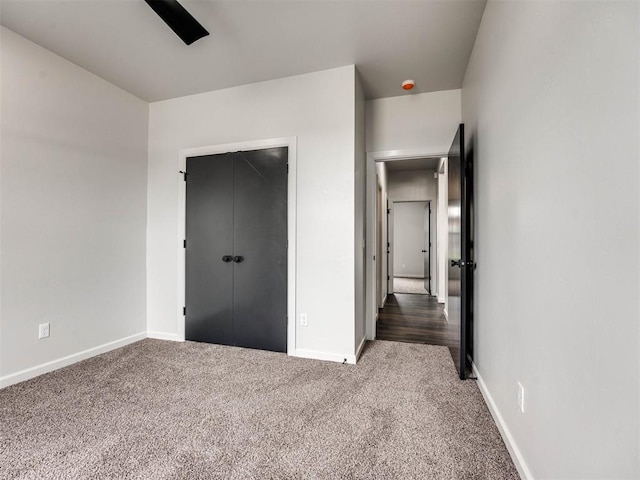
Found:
185,154 -> 234,345
232,148 -> 288,352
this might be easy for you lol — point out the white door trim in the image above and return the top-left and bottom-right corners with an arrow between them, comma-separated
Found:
177,137 -> 297,355
365,149 -> 447,340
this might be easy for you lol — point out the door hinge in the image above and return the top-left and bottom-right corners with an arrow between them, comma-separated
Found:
387,275 -> 390,281
387,242 -> 390,248
179,170 -> 189,181
183,239 -> 186,248
387,208 -> 390,214
183,306 -> 186,316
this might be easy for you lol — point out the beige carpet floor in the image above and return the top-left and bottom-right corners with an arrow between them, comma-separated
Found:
0,339 -> 518,479
393,276 -> 429,295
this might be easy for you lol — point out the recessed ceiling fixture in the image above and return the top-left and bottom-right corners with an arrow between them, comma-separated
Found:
144,0 -> 209,46
402,79 -> 415,91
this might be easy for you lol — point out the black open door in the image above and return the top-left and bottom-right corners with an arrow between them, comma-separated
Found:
447,124 -> 474,379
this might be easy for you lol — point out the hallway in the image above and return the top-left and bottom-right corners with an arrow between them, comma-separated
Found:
376,294 -> 453,347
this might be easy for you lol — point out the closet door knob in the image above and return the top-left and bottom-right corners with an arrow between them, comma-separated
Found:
233,256 -> 244,263
222,255 -> 233,263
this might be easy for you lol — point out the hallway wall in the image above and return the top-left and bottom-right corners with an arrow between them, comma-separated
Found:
462,2 -> 640,478
436,160 -> 447,305
366,90 -> 461,153
376,162 -> 388,306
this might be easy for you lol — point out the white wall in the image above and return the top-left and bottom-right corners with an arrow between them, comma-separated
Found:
437,160 -> 448,305
0,27 -> 148,385
387,169 -> 438,294
376,162 -> 388,307
387,169 -> 438,202
462,2 -> 639,478
366,90 -> 461,153
147,65 -> 360,362
354,70 -> 366,354
393,202 -> 429,278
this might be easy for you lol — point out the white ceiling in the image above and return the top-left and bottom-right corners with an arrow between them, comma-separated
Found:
0,0 -> 486,102
384,157 -> 441,172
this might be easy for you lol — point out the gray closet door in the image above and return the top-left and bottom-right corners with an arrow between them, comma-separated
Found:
184,148 -> 288,353
185,154 -> 234,345
232,148 -> 288,352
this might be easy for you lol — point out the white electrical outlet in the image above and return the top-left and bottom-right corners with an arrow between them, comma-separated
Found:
39,323 -> 50,339
300,313 -> 308,327
517,382 -> 525,413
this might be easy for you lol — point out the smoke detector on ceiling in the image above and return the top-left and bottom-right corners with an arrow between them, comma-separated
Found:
402,79 -> 415,91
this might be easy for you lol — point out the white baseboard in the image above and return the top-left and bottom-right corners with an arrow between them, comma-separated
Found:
472,362 -> 533,480
147,331 -> 183,342
355,337 -> 367,362
443,308 -> 448,321
0,332 -> 147,389
381,294 -> 388,307
437,296 -> 445,304
292,348 -> 356,365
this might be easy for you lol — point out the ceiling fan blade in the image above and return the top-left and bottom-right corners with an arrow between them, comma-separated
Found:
144,0 -> 209,45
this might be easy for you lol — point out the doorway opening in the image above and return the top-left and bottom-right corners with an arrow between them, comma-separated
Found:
391,200 -> 431,295
365,125 -> 474,378
370,155 -> 451,347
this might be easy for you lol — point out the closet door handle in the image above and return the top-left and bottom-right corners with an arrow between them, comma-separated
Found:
233,256 -> 244,263
222,255 -> 233,263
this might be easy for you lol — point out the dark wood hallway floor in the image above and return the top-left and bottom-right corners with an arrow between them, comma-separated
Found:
376,294 -> 454,347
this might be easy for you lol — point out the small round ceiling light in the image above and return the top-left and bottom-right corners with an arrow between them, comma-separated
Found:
402,79 -> 415,91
